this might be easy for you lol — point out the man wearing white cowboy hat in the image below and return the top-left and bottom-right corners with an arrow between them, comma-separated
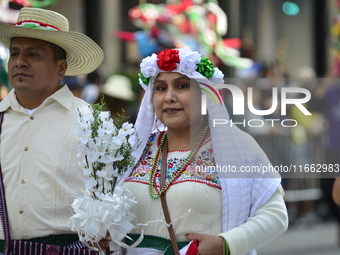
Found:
0,7 -> 104,254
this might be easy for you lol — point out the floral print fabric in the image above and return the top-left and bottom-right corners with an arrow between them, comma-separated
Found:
125,132 -> 221,189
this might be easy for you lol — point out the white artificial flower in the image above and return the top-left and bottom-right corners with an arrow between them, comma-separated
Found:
77,143 -> 87,157
83,167 -> 92,177
212,67 -> 224,79
94,139 -> 109,159
84,189 -> 92,197
103,180 -> 112,192
96,170 -> 113,181
108,142 -> 120,152
96,170 -> 107,178
77,120 -> 92,130
78,160 -> 93,177
94,190 -> 103,200
119,122 -> 134,136
87,138 -> 97,153
85,177 -> 97,190
104,164 -> 114,175
99,111 -> 111,121
86,139 -> 99,163
78,106 -> 92,115
74,101 -> 138,203
78,106 -> 94,122
98,133 -> 112,144
111,134 -> 126,148
140,54 -> 159,78
139,77 -> 148,90
78,159 -> 87,169
100,153 -> 115,164
111,167 -> 119,177
98,120 -> 115,136
72,101 -> 139,251
177,49 -> 201,76
77,128 -> 92,144
211,67 -> 224,86
112,154 -> 124,163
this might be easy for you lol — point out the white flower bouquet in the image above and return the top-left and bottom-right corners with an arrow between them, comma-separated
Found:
69,101 -> 141,252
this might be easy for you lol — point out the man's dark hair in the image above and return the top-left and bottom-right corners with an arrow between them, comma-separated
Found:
47,42 -> 66,62
10,38 -> 67,62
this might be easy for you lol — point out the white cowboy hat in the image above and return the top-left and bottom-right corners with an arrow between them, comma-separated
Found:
103,74 -> 136,101
0,7 -> 104,76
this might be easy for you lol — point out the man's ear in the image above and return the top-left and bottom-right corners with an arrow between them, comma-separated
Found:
57,59 -> 68,80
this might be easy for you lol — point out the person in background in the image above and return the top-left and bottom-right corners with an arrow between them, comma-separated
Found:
81,69 -> 103,104
0,52 -> 9,100
0,7 -> 103,254
333,178 -> 340,206
317,78 -> 340,225
62,75 -> 84,98
101,74 -> 136,120
0,85 -> 8,100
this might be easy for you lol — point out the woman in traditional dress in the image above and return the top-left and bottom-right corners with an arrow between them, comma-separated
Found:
118,48 -> 288,255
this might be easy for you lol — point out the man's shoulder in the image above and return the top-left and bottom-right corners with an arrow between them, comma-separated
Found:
72,96 -> 90,109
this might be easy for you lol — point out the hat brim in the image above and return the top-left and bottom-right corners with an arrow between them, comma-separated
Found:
103,87 -> 136,101
0,23 -> 104,76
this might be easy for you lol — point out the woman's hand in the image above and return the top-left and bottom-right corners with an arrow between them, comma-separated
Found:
92,234 -> 111,254
185,233 -> 225,255
97,239 -> 110,254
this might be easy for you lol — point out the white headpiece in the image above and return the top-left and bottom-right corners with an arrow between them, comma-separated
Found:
134,48 -> 224,157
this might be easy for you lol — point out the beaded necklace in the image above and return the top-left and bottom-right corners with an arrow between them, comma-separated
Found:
148,122 -> 209,199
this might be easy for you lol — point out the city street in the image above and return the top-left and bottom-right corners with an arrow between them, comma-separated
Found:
258,222 -> 340,255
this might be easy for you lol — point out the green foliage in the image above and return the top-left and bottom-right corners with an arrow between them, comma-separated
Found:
113,109 -> 130,129
90,96 -> 105,139
86,96 -> 140,192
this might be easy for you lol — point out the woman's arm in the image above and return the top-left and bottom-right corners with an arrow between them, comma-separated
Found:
332,178 -> 340,206
185,186 -> 288,255
218,186 -> 288,255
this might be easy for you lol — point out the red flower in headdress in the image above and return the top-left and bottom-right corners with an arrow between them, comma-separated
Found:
157,49 -> 180,71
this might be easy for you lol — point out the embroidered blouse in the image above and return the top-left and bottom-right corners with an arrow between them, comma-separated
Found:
125,131 -> 221,189
124,131 -> 223,241
123,131 -> 288,255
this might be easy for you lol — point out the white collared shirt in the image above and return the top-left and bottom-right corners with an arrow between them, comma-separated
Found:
0,85 -> 87,239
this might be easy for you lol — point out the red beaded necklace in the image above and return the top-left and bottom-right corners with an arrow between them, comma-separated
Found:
148,123 -> 209,199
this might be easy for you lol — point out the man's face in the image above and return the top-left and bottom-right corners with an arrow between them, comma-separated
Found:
8,37 -> 66,98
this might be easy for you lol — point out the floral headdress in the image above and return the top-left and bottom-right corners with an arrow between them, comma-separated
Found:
138,48 -> 224,90
117,48 -> 227,184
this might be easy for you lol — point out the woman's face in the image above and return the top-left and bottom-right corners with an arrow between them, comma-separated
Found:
153,72 -> 202,131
